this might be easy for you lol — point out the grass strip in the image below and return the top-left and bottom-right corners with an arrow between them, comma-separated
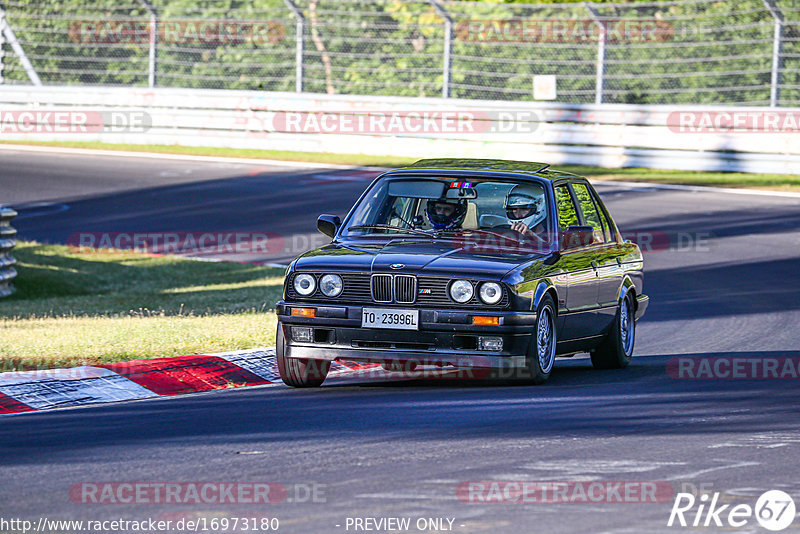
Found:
0,242 -> 283,370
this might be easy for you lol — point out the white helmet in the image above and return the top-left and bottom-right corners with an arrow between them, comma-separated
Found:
504,184 -> 546,229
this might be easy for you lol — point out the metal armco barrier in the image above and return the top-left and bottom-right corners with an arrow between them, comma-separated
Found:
0,207 -> 18,298
0,86 -> 799,174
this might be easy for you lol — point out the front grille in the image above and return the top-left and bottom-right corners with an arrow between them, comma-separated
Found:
394,275 -> 417,304
371,274 -> 393,303
370,274 -> 416,304
287,272 -> 509,308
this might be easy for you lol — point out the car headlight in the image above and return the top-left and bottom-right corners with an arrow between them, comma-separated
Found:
449,280 -> 474,303
293,273 -> 316,296
320,274 -> 343,297
479,282 -> 503,305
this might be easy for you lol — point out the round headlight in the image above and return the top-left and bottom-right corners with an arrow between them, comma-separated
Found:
320,274 -> 343,297
479,282 -> 503,305
293,273 -> 316,296
449,280 -> 474,303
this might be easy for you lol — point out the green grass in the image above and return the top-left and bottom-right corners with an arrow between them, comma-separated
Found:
0,242 -> 284,371
0,140 -> 413,168
3,140 -> 799,191
559,166 -> 800,191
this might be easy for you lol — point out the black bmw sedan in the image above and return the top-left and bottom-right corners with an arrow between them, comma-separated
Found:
275,159 -> 648,386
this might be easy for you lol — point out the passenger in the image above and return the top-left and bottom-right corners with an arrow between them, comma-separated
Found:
504,184 -> 547,239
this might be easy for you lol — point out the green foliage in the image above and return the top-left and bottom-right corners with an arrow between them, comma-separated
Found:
554,185 -> 578,229
1,0 -> 797,104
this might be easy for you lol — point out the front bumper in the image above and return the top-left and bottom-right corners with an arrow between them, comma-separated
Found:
276,302 -> 536,369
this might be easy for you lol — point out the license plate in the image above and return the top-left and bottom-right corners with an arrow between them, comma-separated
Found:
361,308 -> 419,330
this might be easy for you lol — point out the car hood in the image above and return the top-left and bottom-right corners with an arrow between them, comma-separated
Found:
293,238 -> 546,278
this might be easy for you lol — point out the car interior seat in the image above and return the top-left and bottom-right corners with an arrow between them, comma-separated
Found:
462,201 -> 479,229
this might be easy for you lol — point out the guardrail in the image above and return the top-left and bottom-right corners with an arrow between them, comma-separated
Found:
0,86 -> 799,174
0,207 -> 18,298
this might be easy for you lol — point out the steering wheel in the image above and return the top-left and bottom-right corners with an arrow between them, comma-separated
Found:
509,223 -> 548,245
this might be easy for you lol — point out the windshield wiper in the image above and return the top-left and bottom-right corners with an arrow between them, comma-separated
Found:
434,228 -> 527,246
347,224 -> 434,237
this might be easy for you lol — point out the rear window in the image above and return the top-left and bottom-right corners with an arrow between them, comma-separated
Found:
571,183 -> 605,244
554,185 -> 579,230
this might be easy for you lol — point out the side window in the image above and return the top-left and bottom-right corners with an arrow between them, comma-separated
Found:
554,185 -> 579,230
596,198 -> 616,243
571,183 -> 605,244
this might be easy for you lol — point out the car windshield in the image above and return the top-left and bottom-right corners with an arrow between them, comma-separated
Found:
342,176 -> 553,250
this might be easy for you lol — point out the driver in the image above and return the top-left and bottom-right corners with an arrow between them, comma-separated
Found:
425,197 -> 468,231
504,184 -> 546,239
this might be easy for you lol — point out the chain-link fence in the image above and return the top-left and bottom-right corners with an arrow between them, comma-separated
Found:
0,0 -> 798,106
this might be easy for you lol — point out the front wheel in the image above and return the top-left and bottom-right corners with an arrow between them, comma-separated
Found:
519,294 -> 557,384
591,293 -> 635,369
276,323 -> 330,387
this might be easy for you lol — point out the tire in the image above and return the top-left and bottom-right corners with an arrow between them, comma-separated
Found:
519,294 -> 557,384
591,292 -> 636,369
276,322 -> 330,387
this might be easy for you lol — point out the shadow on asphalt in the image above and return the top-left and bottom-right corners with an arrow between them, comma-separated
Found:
622,205 -> 800,241
12,169 -> 367,249
3,351 -> 799,466
642,257 -> 800,321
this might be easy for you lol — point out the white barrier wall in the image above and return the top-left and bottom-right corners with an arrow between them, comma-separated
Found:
1,86 -> 799,174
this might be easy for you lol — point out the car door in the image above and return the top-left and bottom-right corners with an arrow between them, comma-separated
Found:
570,181 -> 623,332
553,183 -> 599,341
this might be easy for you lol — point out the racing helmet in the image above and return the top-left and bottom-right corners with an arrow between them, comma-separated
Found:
504,184 -> 546,228
425,197 -> 468,231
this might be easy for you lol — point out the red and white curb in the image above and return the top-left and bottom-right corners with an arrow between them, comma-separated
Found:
0,349 -> 375,415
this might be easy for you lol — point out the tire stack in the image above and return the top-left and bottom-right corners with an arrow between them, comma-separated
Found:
0,207 -> 18,298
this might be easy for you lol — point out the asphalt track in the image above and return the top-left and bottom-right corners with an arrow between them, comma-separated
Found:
2,146 -> 800,533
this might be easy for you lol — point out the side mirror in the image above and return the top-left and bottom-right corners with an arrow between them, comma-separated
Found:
560,225 -> 595,249
317,214 -> 341,238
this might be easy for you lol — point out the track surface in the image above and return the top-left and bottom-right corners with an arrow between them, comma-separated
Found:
2,147 -> 800,533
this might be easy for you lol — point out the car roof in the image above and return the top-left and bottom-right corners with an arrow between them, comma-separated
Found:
385,158 -> 584,182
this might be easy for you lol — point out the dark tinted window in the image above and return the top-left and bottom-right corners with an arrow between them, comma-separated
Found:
571,183 -> 605,244
554,185 -> 579,230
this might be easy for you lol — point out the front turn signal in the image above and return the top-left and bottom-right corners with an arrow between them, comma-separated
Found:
472,316 -> 499,326
291,307 -> 316,317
